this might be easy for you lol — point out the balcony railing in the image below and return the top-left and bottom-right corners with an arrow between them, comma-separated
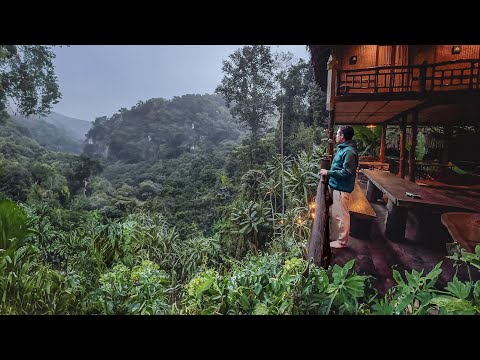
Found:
336,59 -> 480,95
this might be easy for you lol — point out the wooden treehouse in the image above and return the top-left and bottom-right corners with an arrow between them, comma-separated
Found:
307,45 -> 480,292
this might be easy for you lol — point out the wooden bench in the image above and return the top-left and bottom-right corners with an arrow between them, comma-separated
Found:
349,181 -> 377,239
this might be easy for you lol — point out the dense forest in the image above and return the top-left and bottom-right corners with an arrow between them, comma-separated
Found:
1,45 -> 479,315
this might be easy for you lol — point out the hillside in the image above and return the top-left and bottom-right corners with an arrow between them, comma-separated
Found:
85,93 -> 243,162
9,110 -> 91,153
82,93 -> 244,235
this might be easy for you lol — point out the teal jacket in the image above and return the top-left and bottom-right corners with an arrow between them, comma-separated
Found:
327,140 -> 358,193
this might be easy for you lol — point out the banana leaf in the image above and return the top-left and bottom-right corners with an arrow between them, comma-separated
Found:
405,131 -> 426,161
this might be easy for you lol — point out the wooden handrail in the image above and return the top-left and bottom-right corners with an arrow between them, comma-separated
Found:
336,59 -> 480,95
338,59 -> 479,73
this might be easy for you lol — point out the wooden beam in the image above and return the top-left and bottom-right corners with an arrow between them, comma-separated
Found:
399,116 -> 406,178
379,124 -> 387,163
333,92 -> 426,102
408,112 -> 418,183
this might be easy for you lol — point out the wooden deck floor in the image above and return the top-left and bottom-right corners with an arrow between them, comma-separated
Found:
330,182 -> 480,296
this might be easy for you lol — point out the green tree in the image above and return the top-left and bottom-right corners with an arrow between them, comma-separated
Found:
274,57 -> 328,156
216,45 -> 276,144
69,154 -> 103,195
0,45 -> 61,123
0,164 -> 33,202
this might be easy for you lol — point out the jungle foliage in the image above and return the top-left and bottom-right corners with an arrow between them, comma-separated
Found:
1,45 -> 479,315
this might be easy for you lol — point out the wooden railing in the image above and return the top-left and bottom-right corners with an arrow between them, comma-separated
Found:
388,159 -> 454,179
336,59 -> 480,95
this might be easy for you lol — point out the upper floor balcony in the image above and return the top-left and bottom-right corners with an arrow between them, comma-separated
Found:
336,59 -> 480,97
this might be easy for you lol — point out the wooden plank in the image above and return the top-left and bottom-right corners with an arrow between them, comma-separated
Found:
349,181 -> 376,218
361,169 -> 480,212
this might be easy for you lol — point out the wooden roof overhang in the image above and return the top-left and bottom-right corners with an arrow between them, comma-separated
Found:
335,91 -> 480,126
308,45 -> 332,90
333,97 -> 423,125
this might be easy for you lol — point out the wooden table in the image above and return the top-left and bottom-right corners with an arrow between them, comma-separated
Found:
441,212 -> 480,252
361,169 -> 480,242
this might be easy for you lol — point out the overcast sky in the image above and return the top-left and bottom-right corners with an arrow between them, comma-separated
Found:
51,45 -> 310,121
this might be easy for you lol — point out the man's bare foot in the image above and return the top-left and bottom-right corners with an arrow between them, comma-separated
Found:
330,240 -> 347,248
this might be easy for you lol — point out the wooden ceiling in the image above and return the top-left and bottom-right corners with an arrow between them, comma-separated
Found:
413,102 -> 480,126
334,94 -> 480,126
334,99 -> 423,125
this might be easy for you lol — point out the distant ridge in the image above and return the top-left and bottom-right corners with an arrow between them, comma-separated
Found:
7,108 -> 92,153
7,108 -> 91,141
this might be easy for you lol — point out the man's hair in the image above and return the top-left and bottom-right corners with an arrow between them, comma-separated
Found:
339,125 -> 354,141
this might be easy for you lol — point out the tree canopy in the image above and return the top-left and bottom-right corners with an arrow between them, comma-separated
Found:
215,45 -> 276,141
0,45 -> 61,122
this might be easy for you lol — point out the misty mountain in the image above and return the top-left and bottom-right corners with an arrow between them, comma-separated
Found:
8,110 -> 91,153
85,93 -> 243,162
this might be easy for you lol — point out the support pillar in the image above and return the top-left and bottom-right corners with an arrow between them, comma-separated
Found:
379,124 -> 387,163
408,112 -> 418,183
399,116 -> 407,178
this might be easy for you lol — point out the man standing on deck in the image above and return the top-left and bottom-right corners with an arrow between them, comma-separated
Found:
320,125 -> 358,248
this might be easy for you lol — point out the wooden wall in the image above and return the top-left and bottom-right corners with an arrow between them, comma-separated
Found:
395,45 -> 409,66
339,45 -> 377,70
336,45 -> 480,71
338,45 -> 410,69
377,46 -> 394,66
409,45 -> 436,65
435,45 -> 480,62
409,45 -> 480,65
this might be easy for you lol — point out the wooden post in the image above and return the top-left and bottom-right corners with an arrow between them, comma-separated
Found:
399,116 -> 406,178
374,68 -> 379,93
327,109 -> 335,157
308,157 -> 332,268
419,61 -> 427,94
408,111 -> 418,183
306,53 -> 336,271
324,106 -> 335,267
379,124 -> 387,163
441,126 -> 452,165
326,54 -> 336,158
